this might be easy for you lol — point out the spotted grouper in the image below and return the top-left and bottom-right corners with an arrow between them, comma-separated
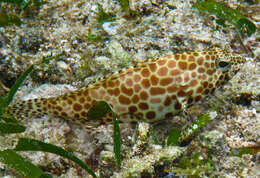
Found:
6,47 -> 246,128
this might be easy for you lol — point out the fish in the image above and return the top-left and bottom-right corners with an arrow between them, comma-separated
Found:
5,47 -> 246,128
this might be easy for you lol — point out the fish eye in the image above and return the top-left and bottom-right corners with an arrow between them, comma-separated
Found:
218,61 -> 230,68
216,59 -> 230,70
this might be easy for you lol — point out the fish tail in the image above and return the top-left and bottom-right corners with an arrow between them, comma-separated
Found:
5,98 -> 49,120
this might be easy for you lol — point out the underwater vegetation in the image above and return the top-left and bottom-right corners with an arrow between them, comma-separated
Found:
96,3 -> 114,25
193,0 -> 257,57
0,12 -> 21,27
0,0 -> 44,27
193,0 -> 257,37
167,111 -> 218,146
117,0 -> 138,17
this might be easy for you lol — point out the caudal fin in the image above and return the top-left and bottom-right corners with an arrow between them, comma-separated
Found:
6,98 -> 49,120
